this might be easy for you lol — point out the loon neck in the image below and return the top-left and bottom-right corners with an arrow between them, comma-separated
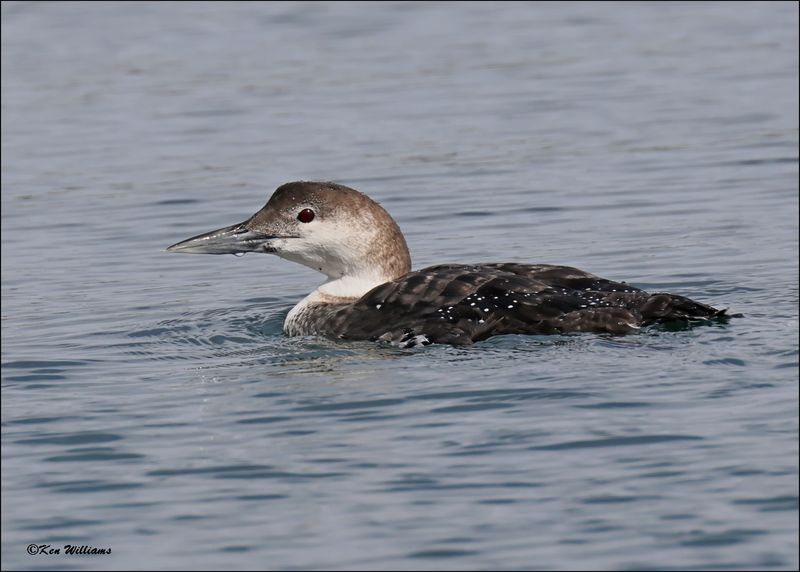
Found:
284,273 -> 390,336
317,272 -> 392,301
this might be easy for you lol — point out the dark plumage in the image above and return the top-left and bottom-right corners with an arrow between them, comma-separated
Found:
310,263 -> 726,346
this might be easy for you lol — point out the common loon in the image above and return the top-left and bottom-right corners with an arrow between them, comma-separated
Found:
167,181 -> 726,347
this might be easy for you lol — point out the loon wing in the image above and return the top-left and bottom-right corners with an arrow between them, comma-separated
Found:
330,263 -> 723,346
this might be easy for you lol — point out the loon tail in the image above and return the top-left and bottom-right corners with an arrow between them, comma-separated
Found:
641,293 -> 728,323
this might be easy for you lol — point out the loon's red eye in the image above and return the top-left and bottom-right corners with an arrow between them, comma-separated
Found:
297,208 -> 315,223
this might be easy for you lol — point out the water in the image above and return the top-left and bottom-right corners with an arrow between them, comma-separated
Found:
1,1 -> 798,570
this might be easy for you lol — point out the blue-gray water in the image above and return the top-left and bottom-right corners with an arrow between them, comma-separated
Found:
2,2 -> 798,570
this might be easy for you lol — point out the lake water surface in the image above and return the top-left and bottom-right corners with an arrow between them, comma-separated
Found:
2,2 -> 798,570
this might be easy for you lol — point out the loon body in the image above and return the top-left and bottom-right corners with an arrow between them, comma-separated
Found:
167,181 -> 725,346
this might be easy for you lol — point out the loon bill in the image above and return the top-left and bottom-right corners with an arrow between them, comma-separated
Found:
167,181 -> 727,347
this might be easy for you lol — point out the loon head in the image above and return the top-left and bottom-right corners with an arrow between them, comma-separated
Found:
167,181 -> 412,290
